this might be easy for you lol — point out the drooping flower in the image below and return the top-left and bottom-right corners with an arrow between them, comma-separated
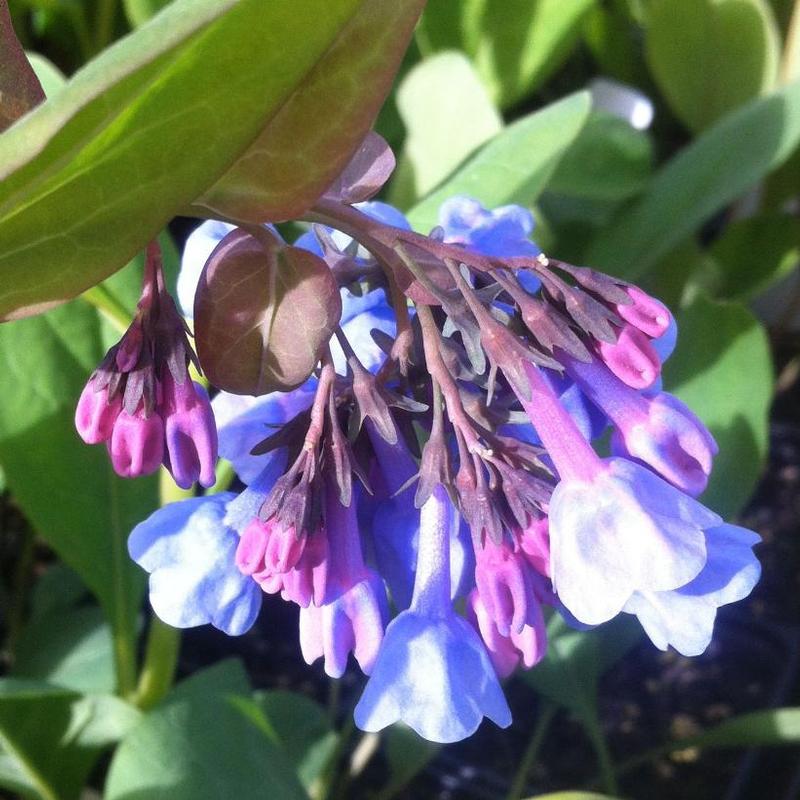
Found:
354,486 -> 511,743
623,523 -> 760,656
129,493 -> 261,636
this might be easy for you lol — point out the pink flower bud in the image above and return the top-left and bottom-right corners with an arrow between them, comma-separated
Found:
163,374 -> 218,489
518,516 -> 551,577
474,538 -> 539,637
108,410 -> 164,478
617,286 -> 672,338
279,530 -> 329,608
262,519 -> 306,574
235,519 -> 269,575
466,590 -> 546,678
597,324 -> 660,389
75,380 -> 121,444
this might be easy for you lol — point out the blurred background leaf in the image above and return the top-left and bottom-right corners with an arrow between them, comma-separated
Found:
645,0 -> 780,132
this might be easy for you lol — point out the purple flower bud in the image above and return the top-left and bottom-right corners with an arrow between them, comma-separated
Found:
474,537 -> 540,637
299,570 -> 386,677
108,410 -> 164,478
235,519 -> 269,575
565,355 -> 717,496
596,324 -> 661,390
163,375 -> 218,489
617,286 -> 672,339
611,392 -> 718,497
466,589 -> 546,678
75,379 -> 122,444
262,519 -> 306,575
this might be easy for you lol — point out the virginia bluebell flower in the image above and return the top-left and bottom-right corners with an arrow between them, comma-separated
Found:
354,486 -> 511,742
129,493 -> 261,635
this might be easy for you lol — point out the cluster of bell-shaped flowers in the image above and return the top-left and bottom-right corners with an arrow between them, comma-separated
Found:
101,194 -> 759,744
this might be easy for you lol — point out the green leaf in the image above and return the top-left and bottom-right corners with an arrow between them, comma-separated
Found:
675,707 -> 800,749
416,0 -> 595,108
524,793 -> 623,800
377,724 -> 440,800
391,51 -> 502,207
662,295 -> 773,518
0,0 -> 424,321
586,80 -> 800,281
0,300 -> 159,693
0,679 -> 140,800
0,1 -> 44,132
105,662 -> 308,800
546,112 -> 653,202
524,614 -> 641,720
407,91 -> 592,232
251,690 -> 338,793
13,606 -> 115,694
709,214 -> 800,301
473,0 -> 596,107
645,0 -> 780,131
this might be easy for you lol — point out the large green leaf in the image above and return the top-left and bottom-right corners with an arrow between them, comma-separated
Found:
123,0 -> 174,26
473,0 -> 596,107
416,0 -> 595,107
675,707 -> 800,748
12,606 -> 115,694
0,0 -> 424,321
525,794 -> 622,800
0,299 -> 158,691
646,0 -> 780,132
249,690 -> 339,794
407,91 -> 591,232
0,679 -> 140,800
586,80 -> 800,280
390,51 -> 502,207
662,295 -> 773,518
105,661 -> 308,800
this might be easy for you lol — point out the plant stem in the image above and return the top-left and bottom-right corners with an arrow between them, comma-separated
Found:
133,617 -> 181,710
506,701 -> 558,800
584,709 -> 620,796
81,285 -> 132,334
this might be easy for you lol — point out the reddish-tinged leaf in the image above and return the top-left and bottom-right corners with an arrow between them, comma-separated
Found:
195,230 -> 342,395
324,131 -> 396,204
0,1 -> 44,132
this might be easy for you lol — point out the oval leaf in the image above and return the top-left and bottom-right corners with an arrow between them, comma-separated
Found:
646,0 -> 780,132
195,230 -> 341,395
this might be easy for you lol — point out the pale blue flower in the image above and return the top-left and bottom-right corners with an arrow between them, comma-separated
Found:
129,493 -> 261,635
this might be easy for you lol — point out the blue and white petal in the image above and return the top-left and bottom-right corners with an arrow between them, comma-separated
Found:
128,494 -> 261,636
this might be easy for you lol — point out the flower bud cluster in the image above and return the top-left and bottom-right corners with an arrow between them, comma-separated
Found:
75,241 -> 217,488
